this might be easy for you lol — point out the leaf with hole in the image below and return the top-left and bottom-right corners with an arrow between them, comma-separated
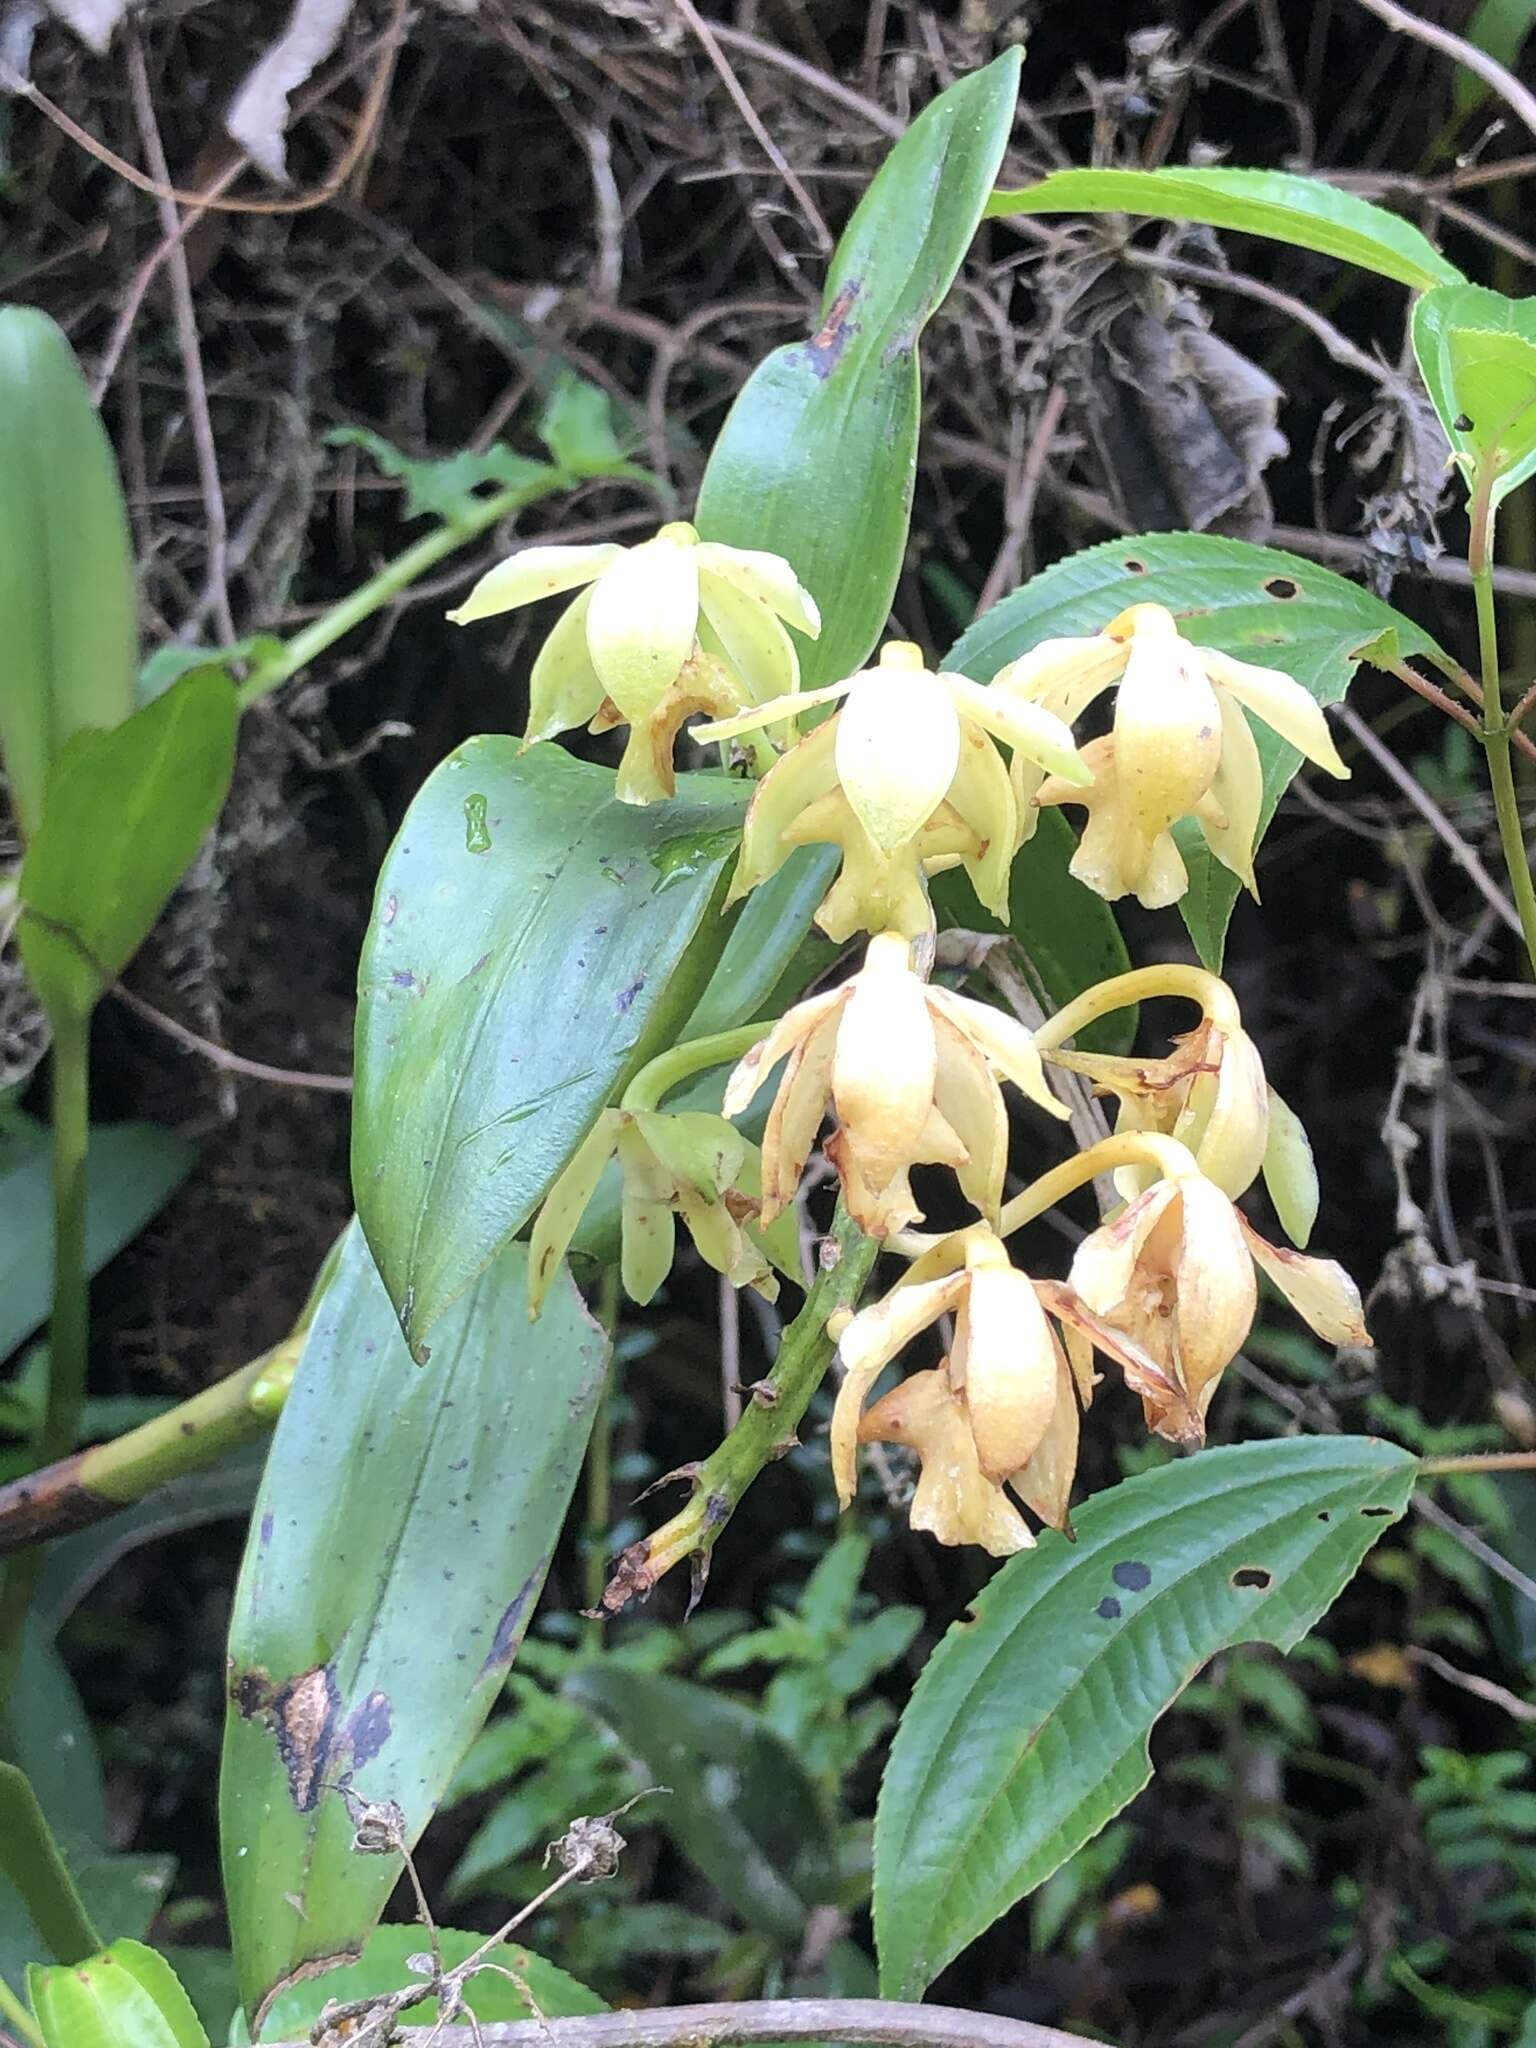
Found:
696,49 -> 1021,690
0,305 -> 138,842
29,1939 -> 209,2048
352,740 -> 746,1350
874,1434 -> 1418,1998
988,166 -> 1464,291
18,668 -> 238,1024
1412,283 -> 1536,511
219,1221 -> 607,2027
949,532 -> 1447,967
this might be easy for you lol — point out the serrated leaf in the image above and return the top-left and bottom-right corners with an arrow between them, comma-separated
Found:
989,166 -> 1464,291
352,740 -> 746,1348
949,532 -> 1447,966
873,1434 -> 1418,1998
566,1668 -> 840,1942
1412,283 -> 1536,510
18,668 -> 238,1022
219,1222 -> 606,2024
326,425 -> 552,526
538,371 -> 629,474
247,1924 -> 604,2040
0,1111 -> 193,1365
0,305 -> 137,842
696,49 -> 1022,688
29,1939 -> 209,2048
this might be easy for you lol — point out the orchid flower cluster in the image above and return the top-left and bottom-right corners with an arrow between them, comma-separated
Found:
453,524 -> 1371,1557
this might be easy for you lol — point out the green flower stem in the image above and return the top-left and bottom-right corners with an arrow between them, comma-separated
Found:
1032,963 -> 1240,1053
600,1202 -> 878,1612
0,1340 -> 297,1561
0,1970 -> 42,2046
235,473 -> 578,710
1469,490 -> 1536,980
0,1009 -> 91,1714
620,1023 -> 765,1112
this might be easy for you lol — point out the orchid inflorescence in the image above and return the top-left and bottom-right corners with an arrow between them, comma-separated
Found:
455,525 -> 1371,1558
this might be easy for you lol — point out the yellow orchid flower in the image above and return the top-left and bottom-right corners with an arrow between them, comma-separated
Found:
447,521 -> 819,804
993,601 -> 1349,907
694,640 -> 1088,942
724,931 -> 1066,1238
1069,1162 -> 1371,1443
827,1228 -> 1142,1556
1033,963 -> 1321,1238
526,1106 -> 792,1318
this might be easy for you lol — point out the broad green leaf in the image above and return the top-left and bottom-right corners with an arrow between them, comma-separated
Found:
950,532 -> 1446,967
7,1622 -> 105,1845
684,845 -> 838,1040
18,668 -> 238,1022
1455,0 -> 1536,112
0,1112 -> 192,1365
696,49 -> 1022,688
0,1762 -> 97,1967
352,739 -> 745,1350
1412,283 -> 1536,510
930,817 -> 1133,1056
0,306 -> 137,841
247,1925 -> 604,2040
29,1939 -> 208,2048
873,1434 -> 1418,1998
326,425 -> 552,526
219,1222 -> 607,2026
0,1820 -> 173,2004
988,166 -> 1464,291
567,1668 -> 839,1943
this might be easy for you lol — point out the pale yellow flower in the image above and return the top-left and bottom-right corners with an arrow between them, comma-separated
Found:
724,931 -> 1066,1237
995,602 -> 1348,907
695,640 -> 1088,942
1070,1168 -> 1370,1442
447,521 -> 819,803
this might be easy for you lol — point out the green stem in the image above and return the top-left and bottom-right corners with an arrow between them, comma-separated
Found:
1470,492 -> 1536,980
1418,1451 -> 1536,1476
235,473 -> 575,709
600,1203 -> 878,1611
0,1971 -> 42,2046
0,1011 -> 91,1716
620,1023 -> 765,1112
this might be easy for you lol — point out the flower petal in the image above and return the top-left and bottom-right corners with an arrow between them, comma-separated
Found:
629,1108 -> 747,1200
723,987 -> 844,1117
1261,1086 -> 1320,1248
831,938 -> 938,1193
696,679 -> 849,745
446,542 -> 622,624
926,986 -> 1068,1122
836,668 -> 961,855
859,1367 -> 1035,1555
1195,689 -> 1264,896
527,1110 -> 620,1317
1113,621 -> 1223,842
1176,1024 -> 1269,1202
759,1014 -> 839,1223
525,583 -> 608,741
830,1275 -> 966,1504
586,533 -> 699,723
1070,1180 -> 1180,1322
988,635 -> 1125,719
950,674 -> 1091,783
932,1014 -> 1009,1224
1240,1214 -> 1371,1346
955,1258 -> 1061,1483
730,717 -> 842,901
942,713 -> 1018,919
1200,648 -> 1349,779
694,541 -> 821,636
1007,1335 -> 1081,1532
699,569 -> 800,708
1170,1176 -> 1257,1413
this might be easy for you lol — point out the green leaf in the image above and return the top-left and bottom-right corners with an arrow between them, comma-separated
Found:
949,532 -> 1447,967
0,306 -> 137,842
0,1762 -> 98,1968
0,1829 -> 173,2005
566,1668 -> 840,1942
538,371 -> 633,476
988,166 -> 1464,291
1412,283 -> 1536,511
0,1112 -> 193,1365
1456,0 -> 1536,112
219,1221 -> 607,2025
873,1434 -> 1418,1999
352,739 -> 745,1350
30,1940 -> 209,2048
930,816 -> 1133,1056
326,425 -> 552,526
7,1621 -> 106,1845
18,668 -> 238,1022
247,1924 -> 604,2040
696,49 -> 1022,689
